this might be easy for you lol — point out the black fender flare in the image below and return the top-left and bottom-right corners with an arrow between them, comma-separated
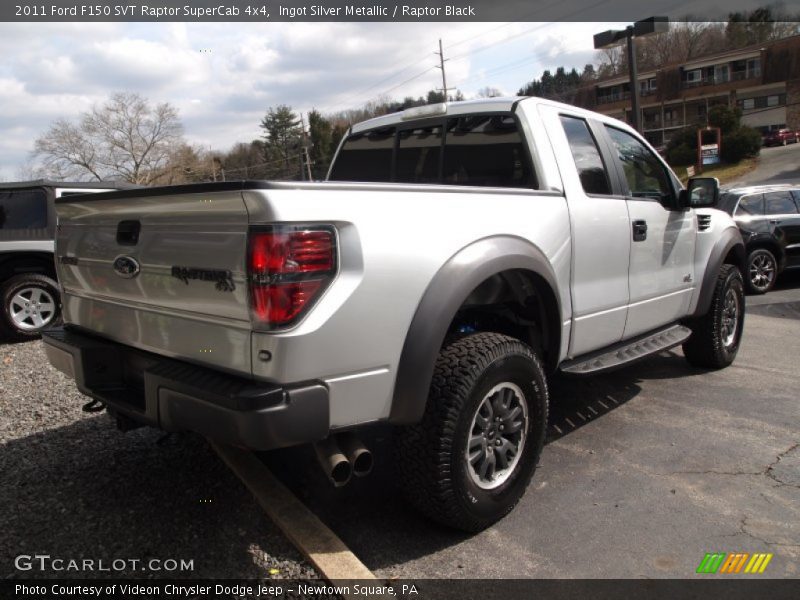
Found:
692,227 -> 745,318
389,236 -> 562,425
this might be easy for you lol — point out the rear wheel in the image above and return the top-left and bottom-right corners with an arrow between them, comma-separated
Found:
395,332 -> 548,532
683,264 -> 744,369
745,248 -> 777,294
0,274 -> 61,341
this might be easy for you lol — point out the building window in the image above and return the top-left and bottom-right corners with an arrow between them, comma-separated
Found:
685,69 -> 702,84
767,95 -> 780,107
742,98 -> 755,110
714,65 -> 729,83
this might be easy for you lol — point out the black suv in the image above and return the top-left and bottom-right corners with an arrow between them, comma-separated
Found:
719,185 -> 800,294
0,180 -> 132,340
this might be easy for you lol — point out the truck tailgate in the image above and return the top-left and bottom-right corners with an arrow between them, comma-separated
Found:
55,186 -> 252,375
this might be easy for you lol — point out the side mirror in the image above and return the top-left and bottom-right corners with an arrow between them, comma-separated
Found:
679,177 -> 720,208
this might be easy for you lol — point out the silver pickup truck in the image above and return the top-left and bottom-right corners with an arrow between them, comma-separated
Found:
43,97 -> 745,531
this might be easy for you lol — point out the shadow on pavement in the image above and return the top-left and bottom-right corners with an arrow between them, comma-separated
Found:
263,350 -> 705,571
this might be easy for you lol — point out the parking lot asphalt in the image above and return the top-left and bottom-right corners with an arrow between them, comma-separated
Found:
265,270 -> 800,579
0,346 -> 317,580
2,273 -> 798,581
728,143 -> 800,187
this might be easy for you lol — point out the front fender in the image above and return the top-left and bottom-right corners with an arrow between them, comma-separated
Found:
692,226 -> 745,318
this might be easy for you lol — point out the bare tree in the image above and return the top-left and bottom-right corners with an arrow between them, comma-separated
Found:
34,92 -> 184,184
476,86 -> 503,98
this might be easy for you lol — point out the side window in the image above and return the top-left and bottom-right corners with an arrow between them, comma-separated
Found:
765,191 -> 798,215
792,190 -> 800,210
396,125 -> 442,184
559,116 -> 611,195
327,127 -> 395,182
735,194 -> 764,217
441,115 -> 535,188
604,126 -> 674,203
0,190 -> 48,230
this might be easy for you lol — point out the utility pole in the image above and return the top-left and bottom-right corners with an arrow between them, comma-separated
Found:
594,17 -> 668,133
435,38 -> 451,101
299,113 -> 314,181
625,26 -> 641,133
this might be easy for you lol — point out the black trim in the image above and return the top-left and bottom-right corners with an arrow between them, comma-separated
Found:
389,236 -> 562,425
691,227 -> 745,318
54,180 -> 274,203
42,327 -> 330,451
0,180 -> 138,191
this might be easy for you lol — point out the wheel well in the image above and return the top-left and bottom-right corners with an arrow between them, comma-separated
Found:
446,269 -> 560,371
0,253 -> 57,284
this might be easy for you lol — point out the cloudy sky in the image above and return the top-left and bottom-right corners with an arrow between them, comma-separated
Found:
0,21 -> 624,180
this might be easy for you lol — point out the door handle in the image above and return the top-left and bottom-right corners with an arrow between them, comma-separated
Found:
632,220 -> 648,242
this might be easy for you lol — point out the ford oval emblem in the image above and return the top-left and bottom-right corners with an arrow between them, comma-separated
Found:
113,255 -> 140,279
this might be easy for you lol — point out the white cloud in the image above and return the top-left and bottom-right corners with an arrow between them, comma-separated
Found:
0,21 -> 613,180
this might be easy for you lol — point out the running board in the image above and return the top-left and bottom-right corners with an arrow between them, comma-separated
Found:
560,324 -> 692,375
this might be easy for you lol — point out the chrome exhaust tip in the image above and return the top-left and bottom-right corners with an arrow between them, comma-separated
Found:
314,437 -> 352,487
336,432 -> 374,478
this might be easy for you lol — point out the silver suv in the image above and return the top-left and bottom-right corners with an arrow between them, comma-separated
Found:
42,98 -> 746,531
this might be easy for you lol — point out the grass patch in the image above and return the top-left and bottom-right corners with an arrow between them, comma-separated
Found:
675,157 -> 759,186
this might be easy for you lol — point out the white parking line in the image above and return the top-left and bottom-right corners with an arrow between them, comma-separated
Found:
210,440 -> 378,584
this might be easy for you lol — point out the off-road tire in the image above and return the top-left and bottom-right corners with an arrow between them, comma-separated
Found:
395,332 -> 548,532
0,274 -> 61,342
745,248 -> 777,295
683,264 -> 744,369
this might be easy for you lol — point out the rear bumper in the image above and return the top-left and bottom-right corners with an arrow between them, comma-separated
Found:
42,327 -> 329,451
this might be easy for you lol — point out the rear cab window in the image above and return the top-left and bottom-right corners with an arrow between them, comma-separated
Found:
328,127 -> 395,182
329,112 -> 537,189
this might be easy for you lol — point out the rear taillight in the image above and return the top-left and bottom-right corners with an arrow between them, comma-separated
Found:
248,226 -> 337,328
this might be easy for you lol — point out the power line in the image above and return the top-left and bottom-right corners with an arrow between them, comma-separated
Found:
323,0 -> 614,114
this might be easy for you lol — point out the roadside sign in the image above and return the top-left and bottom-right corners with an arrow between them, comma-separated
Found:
686,166 -> 696,177
701,143 -> 720,165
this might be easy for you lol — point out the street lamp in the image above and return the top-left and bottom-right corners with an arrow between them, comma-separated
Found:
594,17 -> 669,133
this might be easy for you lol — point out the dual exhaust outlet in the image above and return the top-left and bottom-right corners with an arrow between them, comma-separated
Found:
314,432 -> 373,487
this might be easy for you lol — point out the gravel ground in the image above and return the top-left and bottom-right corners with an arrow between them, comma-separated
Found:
0,339 -> 318,581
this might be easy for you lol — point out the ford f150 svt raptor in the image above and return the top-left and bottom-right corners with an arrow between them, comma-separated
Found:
43,98 -> 746,531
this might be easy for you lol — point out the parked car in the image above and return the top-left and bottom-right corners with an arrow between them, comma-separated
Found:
42,98 -> 746,532
762,128 -> 799,147
719,185 -> 800,293
0,180 -> 134,340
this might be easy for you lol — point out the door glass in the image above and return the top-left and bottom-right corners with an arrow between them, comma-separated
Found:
735,194 -> 764,216
559,116 -> 611,195
765,191 -> 798,215
604,126 -> 674,203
